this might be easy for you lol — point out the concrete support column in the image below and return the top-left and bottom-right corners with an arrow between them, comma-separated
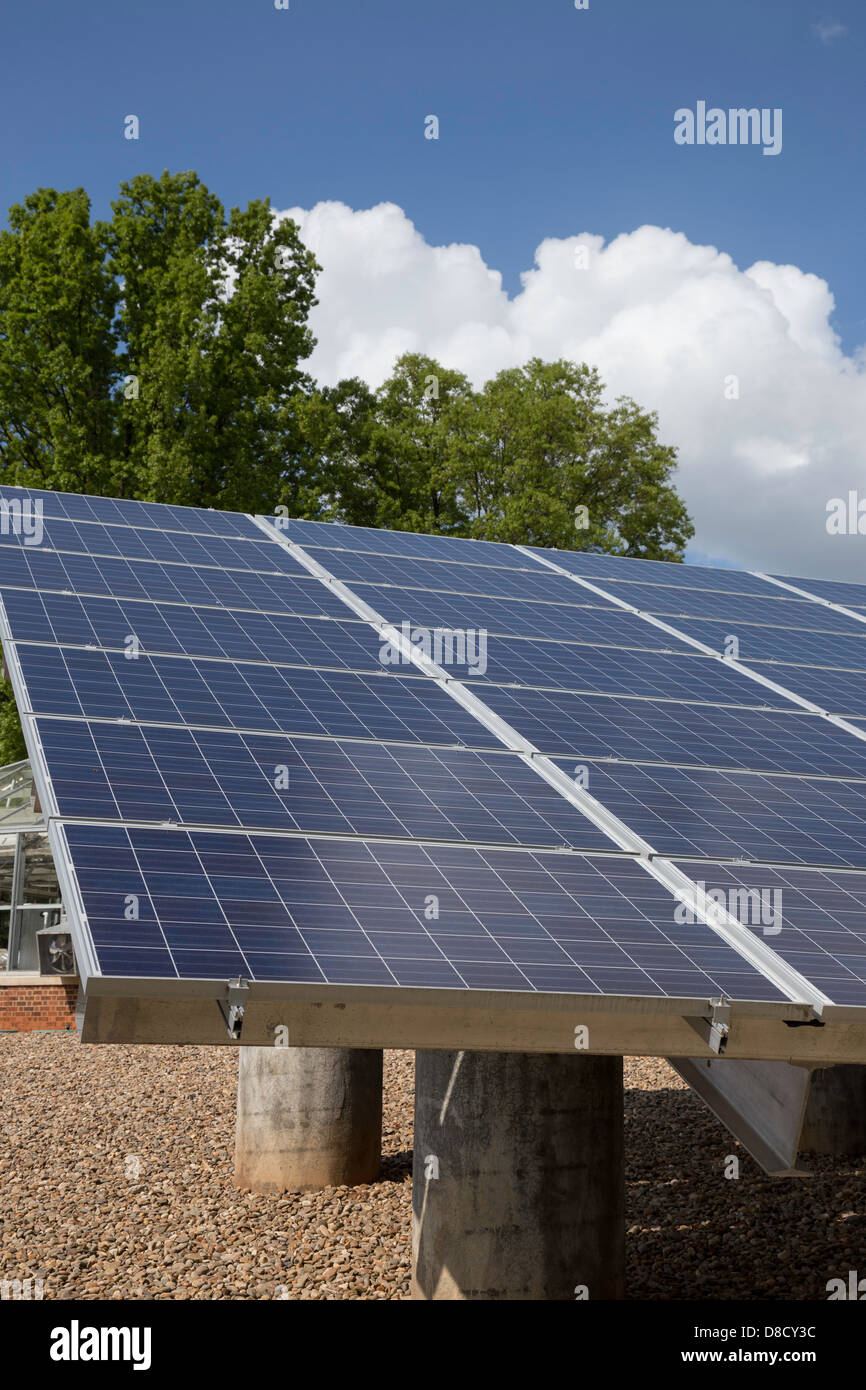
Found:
235,1046 -> 383,1192
412,1050 -> 624,1300
801,1065 -> 866,1157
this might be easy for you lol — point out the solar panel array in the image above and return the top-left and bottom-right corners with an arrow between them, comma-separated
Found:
3,484 -> 866,1038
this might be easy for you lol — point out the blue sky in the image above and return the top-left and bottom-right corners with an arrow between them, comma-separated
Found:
2,0 -> 864,578
2,0 -> 862,346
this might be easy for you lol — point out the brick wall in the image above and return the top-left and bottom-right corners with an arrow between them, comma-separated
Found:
0,974 -> 78,1031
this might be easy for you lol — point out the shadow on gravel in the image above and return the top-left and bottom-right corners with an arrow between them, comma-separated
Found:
625,1085 -> 866,1300
381,1151 -> 413,1181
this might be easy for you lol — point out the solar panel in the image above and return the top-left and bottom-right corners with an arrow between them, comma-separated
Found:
306,547 -> 610,604
0,516 -> 298,573
0,484 -> 260,537
349,584 -> 688,645
34,719 -> 615,849
3,485 -> 865,1057
16,644 -> 502,746
642,613 -> 866,668
525,544 -> 777,596
1,588 -> 385,670
64,821 -> 787,1000
475,682 -> 866,776
556,759 -> 866,869
272,516 -> 528,568
671,860 -> 866,1007
576,578 -> 866,636
0,543 -> 353,616
733,661 -> 866,719
769,573 -> 866,612
470,637 -> 791,708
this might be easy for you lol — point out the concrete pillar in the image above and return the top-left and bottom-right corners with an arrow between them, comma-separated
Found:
235,1046 -> 383,1192
801,1065 -> 866,1157
412,1050 -> 624,1300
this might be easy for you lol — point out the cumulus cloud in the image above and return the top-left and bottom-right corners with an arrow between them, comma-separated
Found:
275,200 -> 866,581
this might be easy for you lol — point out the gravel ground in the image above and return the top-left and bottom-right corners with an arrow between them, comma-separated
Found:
1,1033 -> 864,1300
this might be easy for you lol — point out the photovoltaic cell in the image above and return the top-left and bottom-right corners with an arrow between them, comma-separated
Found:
350,582 -> 693,647
16,645 -> 501,748
0,485 -> 262,539
65,821 -> 786,1000
308,547 -> 613,604
651,614 -> 866,670
672,859 -> 866,1008
470,636 -> 791,708
477,682 -> 866,776
268,516 -> 529,569
526,545 -> 780,597
554,758 -> 866,868
587,579 -> 866,637
36,719 -> 615,849
0,517 -> 305,574
0,544 -> 352,617
769,575 -> 866,612
1,589 -> 386,671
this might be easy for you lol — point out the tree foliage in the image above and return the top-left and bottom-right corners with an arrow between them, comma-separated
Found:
0,171 -> 319,511
304,353 -> 693,560
0,173 -> 694,762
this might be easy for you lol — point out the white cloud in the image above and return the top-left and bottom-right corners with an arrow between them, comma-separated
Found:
276,200 -> 866,582
812,19 -> 848,42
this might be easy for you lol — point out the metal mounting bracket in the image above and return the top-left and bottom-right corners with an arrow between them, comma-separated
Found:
687,996 -> 732,1054
218,977 -> 250,1040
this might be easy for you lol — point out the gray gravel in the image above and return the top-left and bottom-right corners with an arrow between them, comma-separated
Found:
1,1035 -> 864,1300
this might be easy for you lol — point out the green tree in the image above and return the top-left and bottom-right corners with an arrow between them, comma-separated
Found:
296,355 -> 474,533
0,188 -> 120,494
454,358 -> 692,558
0,171 -> 323,762
0,172 -> 321,513
318,353 -> 693,560
110,171 -> 320,513
287,376 -> 379,521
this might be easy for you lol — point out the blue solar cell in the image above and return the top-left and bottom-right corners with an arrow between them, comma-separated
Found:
61,821 -> 785,999
769,574 -> 866,611
18,645 -> 500,747
525,545 -> 777,596
584,579 -> 866,636
0,588 -> 386,669
478,682 -> 866,776
671,860 -> 866,1008
37,719 -> 617,848
553,758 -> 866,868
265,516 -> 529,569
0,544 -> 351,617
0,515 -> 305,575
304,547 -> 611,604
470,635 -> 790,708
350,582 -> 692,647
0,486 -> 262,538
736,661 -> 866,719
654,614 -> 866,670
